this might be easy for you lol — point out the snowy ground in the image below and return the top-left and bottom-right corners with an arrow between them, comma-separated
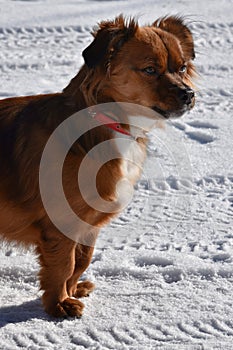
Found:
0,0 -> 233,349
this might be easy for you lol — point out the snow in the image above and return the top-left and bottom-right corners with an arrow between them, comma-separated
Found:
0,0 -> 233,349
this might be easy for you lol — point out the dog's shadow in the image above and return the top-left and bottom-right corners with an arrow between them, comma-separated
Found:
0,298 -> 50,327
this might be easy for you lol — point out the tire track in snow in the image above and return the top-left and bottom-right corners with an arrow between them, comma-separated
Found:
6,332 -> 54,349
176,318 -> 233,341
0,25 -> 91,37
190,22 -> 233,49
0,25 -> 92,97
211,319 -> 233,336
109,173 -> 233,249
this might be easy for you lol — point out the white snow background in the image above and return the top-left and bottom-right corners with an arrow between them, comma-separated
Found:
0,0 -> 233,349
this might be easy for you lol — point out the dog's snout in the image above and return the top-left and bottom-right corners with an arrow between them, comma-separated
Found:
178,88 -> 195,105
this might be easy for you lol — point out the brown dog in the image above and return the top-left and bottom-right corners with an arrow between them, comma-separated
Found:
0,15 -> 196,317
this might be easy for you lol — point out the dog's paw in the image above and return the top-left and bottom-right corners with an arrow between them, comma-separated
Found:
61,298 -> 84,317
51,298 -> 84,318
74,281 -> 95,298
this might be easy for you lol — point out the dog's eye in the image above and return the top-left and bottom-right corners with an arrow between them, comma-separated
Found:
179,65 -> 187,74
143,67 -> 157,75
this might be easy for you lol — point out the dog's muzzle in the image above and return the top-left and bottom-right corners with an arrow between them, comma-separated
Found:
178,87 -> 195,106
152,86 -> 195,119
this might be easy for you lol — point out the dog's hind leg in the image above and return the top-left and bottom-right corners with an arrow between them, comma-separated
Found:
36,227 -> 84,318
66,243 -> 95,298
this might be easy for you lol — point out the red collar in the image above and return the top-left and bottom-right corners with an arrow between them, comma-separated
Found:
89,110 -> 132,137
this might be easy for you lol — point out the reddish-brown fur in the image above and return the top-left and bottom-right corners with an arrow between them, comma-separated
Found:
0,15 -> 196,317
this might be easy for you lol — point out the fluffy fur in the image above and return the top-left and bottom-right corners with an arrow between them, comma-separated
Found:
0,15 -> 196,317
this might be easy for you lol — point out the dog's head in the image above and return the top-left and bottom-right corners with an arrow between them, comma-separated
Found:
82,15 -> 196,119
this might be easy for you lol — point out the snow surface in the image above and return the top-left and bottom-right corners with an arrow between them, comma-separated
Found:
0,0 -> 233,349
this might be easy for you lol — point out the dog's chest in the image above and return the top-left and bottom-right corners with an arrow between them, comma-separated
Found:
114,134 -> 146,184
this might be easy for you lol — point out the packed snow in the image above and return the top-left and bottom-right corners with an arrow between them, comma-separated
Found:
0,0 -> 233,349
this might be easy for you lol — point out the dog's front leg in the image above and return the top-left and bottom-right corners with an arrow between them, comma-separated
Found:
66,244 -> 95,298
36,228 -> 84,318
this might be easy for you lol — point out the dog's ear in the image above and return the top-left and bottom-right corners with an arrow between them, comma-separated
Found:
82,15 -> 138,68
153,16 -> 195,60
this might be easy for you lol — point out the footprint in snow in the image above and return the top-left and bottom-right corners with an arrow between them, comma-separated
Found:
212,253 -> 232,263
186,120 -> 219,129
172,120 -> 217,144
162,267 -> 184,283
185,130 -> 215,144
135,255 -> 173,268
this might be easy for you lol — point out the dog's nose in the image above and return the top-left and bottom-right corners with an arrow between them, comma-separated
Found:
179,88 -> 195,105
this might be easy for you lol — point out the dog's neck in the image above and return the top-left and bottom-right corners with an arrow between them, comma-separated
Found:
62,66 -> 160,154
89,110 -> 132,137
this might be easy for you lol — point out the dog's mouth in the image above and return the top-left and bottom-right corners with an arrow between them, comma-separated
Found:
152,106 -> 170,119
151,105 -> 192,119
